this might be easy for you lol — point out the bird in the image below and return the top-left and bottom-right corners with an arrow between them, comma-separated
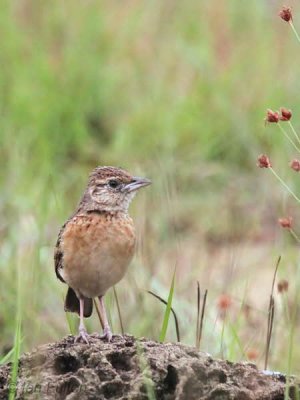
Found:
54,166 -> 151,343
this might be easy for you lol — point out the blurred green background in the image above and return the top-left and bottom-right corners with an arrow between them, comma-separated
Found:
1,0 -> 300,374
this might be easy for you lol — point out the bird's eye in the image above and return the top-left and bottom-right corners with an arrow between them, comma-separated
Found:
108,179 -> 119,188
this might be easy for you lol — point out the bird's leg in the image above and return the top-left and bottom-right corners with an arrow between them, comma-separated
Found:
75,298 -> 89,344
98,296 -> 113,342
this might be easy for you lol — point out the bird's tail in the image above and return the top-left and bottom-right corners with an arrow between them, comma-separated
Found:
64,287 -> 93,318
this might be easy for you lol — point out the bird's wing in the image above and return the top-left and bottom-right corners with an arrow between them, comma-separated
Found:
54,222 -> 67,283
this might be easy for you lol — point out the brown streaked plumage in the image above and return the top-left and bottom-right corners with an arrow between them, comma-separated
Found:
54,166 -> 151,343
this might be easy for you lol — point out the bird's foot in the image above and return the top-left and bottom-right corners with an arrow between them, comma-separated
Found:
100,326 -> 113,342
75,327 -> 89,344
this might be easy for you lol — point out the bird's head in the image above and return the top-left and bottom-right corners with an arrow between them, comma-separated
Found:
81,166 -> 151,212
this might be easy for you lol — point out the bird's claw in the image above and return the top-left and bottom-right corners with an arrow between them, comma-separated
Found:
75,327 -> 89,344
100,326 -> 113,342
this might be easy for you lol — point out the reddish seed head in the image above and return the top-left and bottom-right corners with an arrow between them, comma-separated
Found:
217,294 -> 232,311
279,6 -> 293,22
290,159 -> 300,172
280,107 -> 292,121
277,279 -> 289,293
265,109 -> 279,124
278,217 -> 292,229
257,154 -> 271,168
246,349 -> 259,361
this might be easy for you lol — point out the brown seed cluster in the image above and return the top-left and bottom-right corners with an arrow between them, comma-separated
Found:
279,6 -> 293,22
277,279 -> 289,293
278,217 -> 292,228
290,159 -> 300,172
257,154 -> 271,168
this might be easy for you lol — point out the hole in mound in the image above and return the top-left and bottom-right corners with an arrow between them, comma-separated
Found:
217,370 -> 227,384
208,369 -> 227,384
0,375 -> 6,389
97,366 -> 117,382
209,387 -> 231,399
125,341 -> 134,347
102,381 -> 124,398
289,386 -> 298,400
107,352 -> 132,371
53,353 -> 80,375
56,377 -> 81,399
164,365 -> 178,394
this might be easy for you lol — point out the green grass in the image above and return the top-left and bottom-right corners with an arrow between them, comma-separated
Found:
0,0 -> 300,380
159,267 -> 176,342
136,341 -> 156,400
8,318 -> 22,400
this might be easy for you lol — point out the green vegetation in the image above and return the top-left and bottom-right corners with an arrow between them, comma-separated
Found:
1,0 -> 300,378
159,267 -> 176,342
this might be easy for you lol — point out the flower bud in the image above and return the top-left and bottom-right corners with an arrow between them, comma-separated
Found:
257,154 -> 271,168
278,217 -> 292,229
290,159 -> 300,172
280,107 -> 292,121
279,7 -> 292,22
246,349 -> 259,361
265,109 -> 279,123
217,294 -> 232,311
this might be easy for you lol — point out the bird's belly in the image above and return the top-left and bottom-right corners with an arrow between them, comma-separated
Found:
70,252 -> 132,298
61,215 -> 136,298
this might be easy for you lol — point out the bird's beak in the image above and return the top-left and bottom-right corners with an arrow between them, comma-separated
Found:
123,176 -> 152,193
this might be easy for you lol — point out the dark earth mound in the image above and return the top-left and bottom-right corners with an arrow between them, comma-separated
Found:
0,334 -> 298,399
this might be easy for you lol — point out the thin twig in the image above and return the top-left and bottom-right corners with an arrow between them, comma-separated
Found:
288,121 -> 300,146
147,290 -> 180,342
264,256 -> 281,370
196,282 -> 200,348
289,228 -> 300,244
265,297 -> 275,370
289,21 -> 300,44
198,289 -> 208,350
278,124 -> 300,153
271,256 -> 280,295
220,316 -> 226,359
94,299 -> 104,329
113,286 -> 124,335
269,167 -> 300,204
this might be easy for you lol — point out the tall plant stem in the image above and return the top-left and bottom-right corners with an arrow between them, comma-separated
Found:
278,124 -> 300,153
289,228 -> 300,244
269,167 -> 300,204
264,256 -> 280,370
289,21 -> 300,44
287,121 -> 300,146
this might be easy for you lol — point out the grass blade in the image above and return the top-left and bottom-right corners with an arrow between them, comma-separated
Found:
136,341 -> 156,400
0,348 -> 14,365
159,267 -> 176,342
227,320 -> 246,359
8,317 -> 22,400
147,290 -> 180,342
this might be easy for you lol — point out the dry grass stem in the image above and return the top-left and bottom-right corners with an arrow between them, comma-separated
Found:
264,256 -> 281,370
